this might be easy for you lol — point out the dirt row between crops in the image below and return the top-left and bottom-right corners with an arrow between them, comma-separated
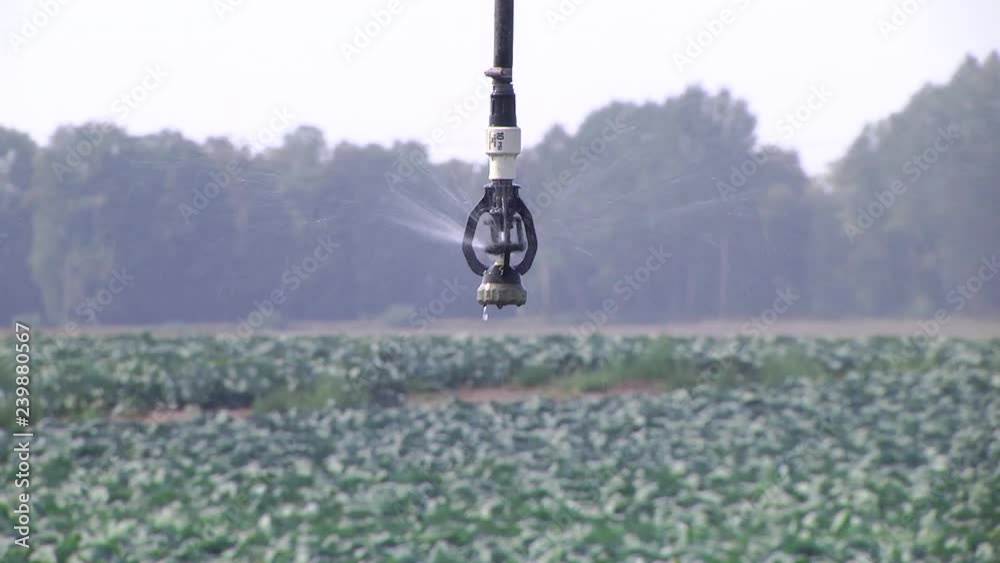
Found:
118,380 -> 663,423
407,379 -> 662,405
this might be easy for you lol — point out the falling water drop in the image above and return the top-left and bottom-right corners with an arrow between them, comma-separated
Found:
482,306 -> 489,321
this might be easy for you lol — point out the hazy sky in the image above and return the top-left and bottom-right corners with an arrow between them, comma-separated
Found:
3,0 -> 997,175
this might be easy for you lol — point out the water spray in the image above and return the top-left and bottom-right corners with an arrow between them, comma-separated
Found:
462,0 -> 538,309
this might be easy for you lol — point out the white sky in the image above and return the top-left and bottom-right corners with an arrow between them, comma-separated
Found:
2,0 -> 997,175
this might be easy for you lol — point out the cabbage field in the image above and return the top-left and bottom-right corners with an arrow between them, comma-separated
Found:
1,334 -> 998,562
3,334 -> 999,417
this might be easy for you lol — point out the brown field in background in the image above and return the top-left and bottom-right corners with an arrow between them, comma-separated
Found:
43,318 -> 1000,338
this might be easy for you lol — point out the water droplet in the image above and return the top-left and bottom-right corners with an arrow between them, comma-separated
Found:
482,306 -> 489,321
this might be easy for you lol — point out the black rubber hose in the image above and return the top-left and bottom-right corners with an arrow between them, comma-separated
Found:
494,0 -> 513,71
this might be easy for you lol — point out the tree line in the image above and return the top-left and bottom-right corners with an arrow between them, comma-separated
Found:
1,53 -> 997,328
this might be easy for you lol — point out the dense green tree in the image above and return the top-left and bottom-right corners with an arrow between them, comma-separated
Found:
3,52 -> 997,325
832,52 -> 1000,317
0,128 -> 40,322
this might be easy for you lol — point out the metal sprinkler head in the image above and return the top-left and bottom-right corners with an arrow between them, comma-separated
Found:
461,0 -> 538,310
463,183 -> 536,309
477,258 -> 527,308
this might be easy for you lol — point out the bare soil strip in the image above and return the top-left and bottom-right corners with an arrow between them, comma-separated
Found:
408,379 -> 662,405
116,380 -> 663,422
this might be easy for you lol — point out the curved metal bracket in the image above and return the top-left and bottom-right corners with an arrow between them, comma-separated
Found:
462,192 -> 491,276
510,194 -> 537,275
462,184 -> 538,277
